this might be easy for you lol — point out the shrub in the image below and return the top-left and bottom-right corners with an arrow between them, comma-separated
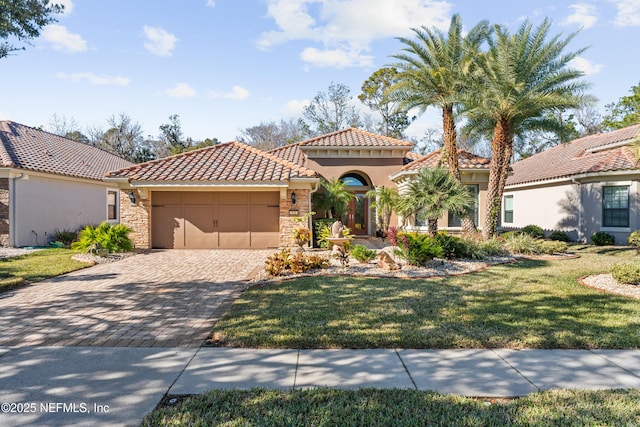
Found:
610,263 -> 640,285
499,231 -> 521,240
536,240 -> 568,254
628,230 -> 640,253
522,224 -> 544,238
591,231 -> 615,246
265,249 -> 330,276
312,218 -> 334,248
502,233 -> 540,255
477,237 -> 508,258
51,228 -> 78,246
434,232 -> 464,259
350,244 -> 377,263
548,231 -> 570,242
265,249 -> 291,276
387,226 -> 398,246
394,232 -> 444,266
71,222 -> 133,254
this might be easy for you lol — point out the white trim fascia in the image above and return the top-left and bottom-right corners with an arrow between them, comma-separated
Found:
126,181 -> 289,191
390,168 -> 489,182
586,140 -> 635,153
505,170 -> 640,190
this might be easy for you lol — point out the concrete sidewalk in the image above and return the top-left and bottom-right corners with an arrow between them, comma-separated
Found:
1,347 -> 640,427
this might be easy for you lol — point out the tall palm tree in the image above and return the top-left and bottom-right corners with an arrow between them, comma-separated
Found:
312,177 -> 354,219
464,19 -> 588,238
392,14 -> 488,233
365,185 -> 400,235
399,168 -> 476,236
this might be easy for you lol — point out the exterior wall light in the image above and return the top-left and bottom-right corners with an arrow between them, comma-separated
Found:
291,191 -> 297,205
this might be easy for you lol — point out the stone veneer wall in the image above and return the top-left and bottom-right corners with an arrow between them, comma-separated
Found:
279,188 -> 311,248
119,189 -> 151,249
0,179 -> 9,246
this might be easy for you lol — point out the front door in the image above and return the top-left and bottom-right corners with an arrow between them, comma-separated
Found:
347,192 -> 368,235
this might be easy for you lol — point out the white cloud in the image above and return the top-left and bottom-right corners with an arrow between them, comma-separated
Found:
56,72 -> 130,86
41,24 -> 87,53
206,0 -> 216,7
257,0 -> 452,68
282,99 -> 310,116
209,86 -> 250,100
165,83 -> 197,98
568,56 -> 603,75
562,3 -> 598,28
610,0 -> 640,26
143,25 -> 178,56
51,0 -> 74,16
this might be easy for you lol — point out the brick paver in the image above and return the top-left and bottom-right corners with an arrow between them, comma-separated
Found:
0,250 -> 272,347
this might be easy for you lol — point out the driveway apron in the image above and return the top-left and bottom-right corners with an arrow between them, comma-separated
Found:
0,250 -> 271,348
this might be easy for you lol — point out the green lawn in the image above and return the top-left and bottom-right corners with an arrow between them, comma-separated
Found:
0,248 -> 91,292
141,388 -> 640,427
212,246 -> 640,349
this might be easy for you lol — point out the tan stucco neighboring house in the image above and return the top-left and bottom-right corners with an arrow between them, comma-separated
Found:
503,123 -> 640,243
268,128 -> 414,236
0,120 -> 133,247
105,141 -> 319,249
390,149 -> 491,231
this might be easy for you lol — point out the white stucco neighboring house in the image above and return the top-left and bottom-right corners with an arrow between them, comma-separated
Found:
0,121 -> 133,247
503,124 -> 640,244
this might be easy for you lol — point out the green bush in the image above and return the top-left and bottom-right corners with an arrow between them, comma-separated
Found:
536,240 -> 568,254
548,231 -> 570,242
522,224 -> 544,238
502,233 -> 540,255
591,231 -> 615,246
395,232 -> 444,266
350,244 -> 377,263
499,231 -> 521,240
610,263 -> 640,285
51,228 -> 78,246
434,232 -> 464,259
312,219 -> 334,248
628,230 -> 640,253
477,237 -> 508,258
71,222 -> 133,254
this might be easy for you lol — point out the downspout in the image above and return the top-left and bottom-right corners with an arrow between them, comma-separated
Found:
572,178 -> 584,242
10,173 -> 25,247
309,179 -> 320,245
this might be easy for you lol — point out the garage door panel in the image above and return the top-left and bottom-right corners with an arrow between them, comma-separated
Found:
184,206 -> 218,248
152,206 -> 184,249
218,192 -> 248,205
251,192 -> 280,205
153,192 -> 182,205
183,192 -> 214,205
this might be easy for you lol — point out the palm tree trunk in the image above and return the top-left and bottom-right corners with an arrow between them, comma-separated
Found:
428,218 -> 438,236
483,119 -> 513,239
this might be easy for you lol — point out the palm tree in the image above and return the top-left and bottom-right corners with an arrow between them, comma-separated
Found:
399,168 -> 476,236
365,186 -> 400,235
392,14 -> 488,233
312,177 -> 354,219
464,19 -> 588,238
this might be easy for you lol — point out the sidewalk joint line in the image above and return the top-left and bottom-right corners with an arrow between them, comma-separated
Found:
589,349 -> 640,379
163,346 -> 202,398
292,350 -> 300,389
490,349 -> 541,392
395,349 -> 417,390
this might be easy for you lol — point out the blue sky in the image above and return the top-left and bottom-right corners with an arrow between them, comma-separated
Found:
2,0 -> 639,143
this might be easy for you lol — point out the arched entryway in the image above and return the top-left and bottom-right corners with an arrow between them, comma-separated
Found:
340,172 -> 372,235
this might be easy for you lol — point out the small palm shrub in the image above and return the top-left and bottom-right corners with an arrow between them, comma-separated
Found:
52,228 -> 78,246
71,222 -> 133,254
522,224 -> 544,238
395,232 -> 444,266
628,230 -> 640,253
591,231 -> 614,246
548,231 -> 569,242
350,244 -> 377,263
610,263 -> 640,285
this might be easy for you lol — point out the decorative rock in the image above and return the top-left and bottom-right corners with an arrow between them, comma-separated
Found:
377,250 -> 401,270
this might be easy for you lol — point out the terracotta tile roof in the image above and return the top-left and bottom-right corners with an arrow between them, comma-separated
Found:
401,149 -> 491,171
268,143 -> 306,167
0,120 -> 132,181
404,151 -> 424,162
297,128 -> 413,148
506,124 -> 640,186
107,141 -> 318,182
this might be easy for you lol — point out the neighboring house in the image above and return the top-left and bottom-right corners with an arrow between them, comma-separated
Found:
106,127 -> 492,249
390,149 -> 491,231
503,124 -> 640,243
0,120 -> 133,247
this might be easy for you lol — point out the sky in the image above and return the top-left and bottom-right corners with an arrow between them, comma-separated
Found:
2,0 -> 640,143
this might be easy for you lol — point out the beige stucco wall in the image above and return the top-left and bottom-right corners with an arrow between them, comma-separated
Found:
305,157 -> 404,188
12,174 -> 114,247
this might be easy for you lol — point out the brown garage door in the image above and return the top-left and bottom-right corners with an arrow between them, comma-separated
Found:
151,191 -> 280,249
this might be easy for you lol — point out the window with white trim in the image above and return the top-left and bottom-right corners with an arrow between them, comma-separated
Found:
107,190 -> 118,221
602,186 -> 629,227
503,195 -> 514,224
448,184 -> 479,227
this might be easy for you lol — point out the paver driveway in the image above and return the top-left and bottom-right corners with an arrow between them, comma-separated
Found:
0,250 -> 272,348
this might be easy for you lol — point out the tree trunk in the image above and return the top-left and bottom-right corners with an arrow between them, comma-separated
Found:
428,218 -> 438,236
483,119 -> 513,239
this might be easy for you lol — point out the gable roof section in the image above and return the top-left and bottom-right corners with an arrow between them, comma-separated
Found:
268,143 -> 306,167
400,149 -> 491,172
0,120 -> 132,181
107,141 -> 318,182
506,124 -> 640,186
297,127 -> 413,149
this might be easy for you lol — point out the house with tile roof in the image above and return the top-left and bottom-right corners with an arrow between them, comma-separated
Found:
107,127 -> 491,249
503,123 -> 640,243
0,121 -> 133,247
